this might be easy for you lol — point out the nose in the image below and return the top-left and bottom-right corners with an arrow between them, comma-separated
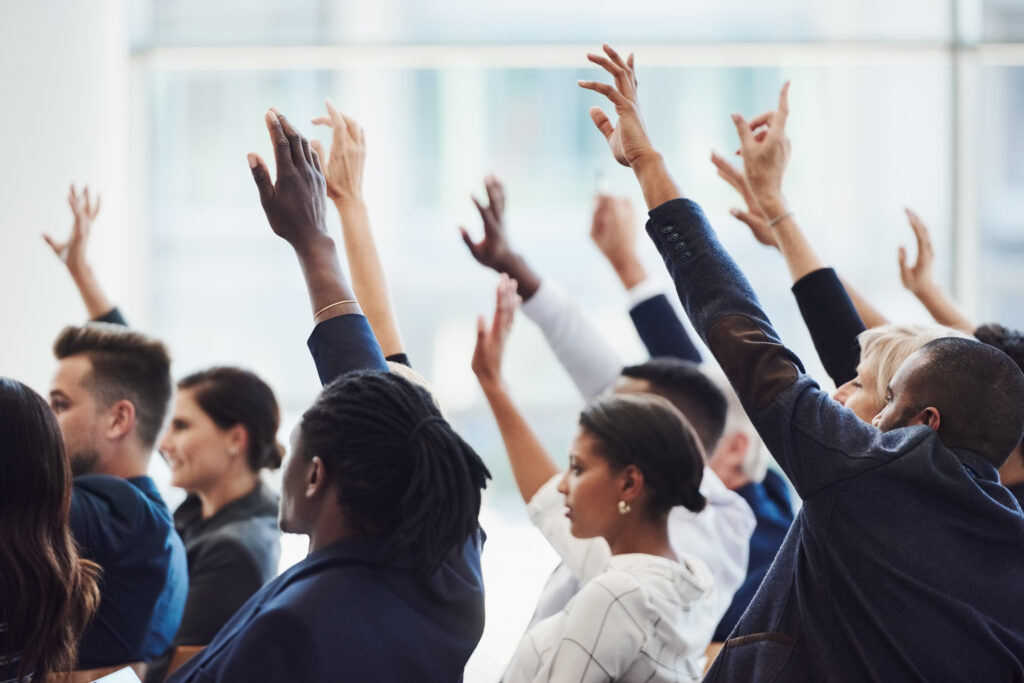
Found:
158,431 -> 174,457
832,380 -> 854,405
556,469 -> 570,495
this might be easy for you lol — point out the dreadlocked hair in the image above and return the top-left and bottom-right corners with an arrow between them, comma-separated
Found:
300,370 -> 490,573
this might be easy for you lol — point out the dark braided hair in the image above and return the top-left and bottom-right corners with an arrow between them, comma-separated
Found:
300,370 -> 490,572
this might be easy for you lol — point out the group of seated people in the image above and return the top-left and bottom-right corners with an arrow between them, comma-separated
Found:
2,45 -> 1023,682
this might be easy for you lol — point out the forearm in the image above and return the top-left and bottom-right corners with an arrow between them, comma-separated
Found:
500,253 -> 542,301
609,254 -> 648,291
756,195 -> 825,283
333,197 -> 405,356
68,264 -> 115,320
913,282 -> 974,332
628,289 -> 702,363
292,235 -> 360,323
792,269 -> 866,386
839,275 -> 889,329
631,152 -> 683,211
478,379 -> 559,503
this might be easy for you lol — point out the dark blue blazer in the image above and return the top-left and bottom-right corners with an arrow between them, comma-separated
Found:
169,314 -> 486,682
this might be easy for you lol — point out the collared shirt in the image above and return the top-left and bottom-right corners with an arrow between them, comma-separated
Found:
507,479 -> 716,682
71,474 -> 188,668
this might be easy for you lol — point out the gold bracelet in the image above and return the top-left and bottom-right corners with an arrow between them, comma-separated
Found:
767,211 -> 793,228
313,299 -> 357,321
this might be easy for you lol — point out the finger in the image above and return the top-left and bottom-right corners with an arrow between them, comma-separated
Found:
310,116 -> 335,127
248,153 -> 274,209
588,106 -> 616,141
310,139 -> 328,167
274,110 -> 307,167
753,130 -> 768,144
731,113 -> 754,148
471,195 -> 496,229
325,98 -> 346,130
91,194 -> 102,218
748,111 -> 775,130
310,145 -> 323,175
459,227 -> 482,260
42,234 -> 64,255
339,112 -> 363,143
731,208 -> 767,232
711,151 -> 744,182
602,44 -> 630,73
485,176 -> 504,218
775,81 -> 791,131
265,109 -> 292,173
626,53 -> 637,89
587,53 -> 630,96
301,136 -> 314,167
898,245 -> 911,280
905,208 -> 932,256
578,80 -> 628,108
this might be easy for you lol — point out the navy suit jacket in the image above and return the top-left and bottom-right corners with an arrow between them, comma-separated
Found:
169,314 -> 486,682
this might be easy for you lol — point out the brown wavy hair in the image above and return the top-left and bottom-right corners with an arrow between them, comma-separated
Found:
0,378 -> 101,681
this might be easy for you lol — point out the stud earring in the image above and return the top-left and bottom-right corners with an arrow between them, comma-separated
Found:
618,500 -> 631,515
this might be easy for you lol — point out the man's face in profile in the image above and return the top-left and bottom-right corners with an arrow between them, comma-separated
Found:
872,349 -> 930,433
49,354 -> 103,476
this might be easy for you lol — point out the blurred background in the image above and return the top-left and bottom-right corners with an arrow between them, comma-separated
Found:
2,0 -> 1023,678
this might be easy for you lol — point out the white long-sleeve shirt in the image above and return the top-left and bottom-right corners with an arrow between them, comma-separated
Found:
505,479 -> 717,683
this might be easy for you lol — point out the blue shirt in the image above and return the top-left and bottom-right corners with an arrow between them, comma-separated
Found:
71,474 -> 188,668
646,198 -> 1024,681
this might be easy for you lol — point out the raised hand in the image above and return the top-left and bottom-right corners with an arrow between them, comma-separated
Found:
898,209 -> 936,295
578,45 -> 656,168
710,151 -> 778,249
731,82 -> 792,217
310,100 -> 365,204
248,108 -> 329,252
590,194 -> 647,289
460,174 -> 515,272
44,185 -> 102,274
471,274 -> 521,388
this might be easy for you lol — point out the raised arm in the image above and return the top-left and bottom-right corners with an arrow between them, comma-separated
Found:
311,101 -> 407,360
590,192 -> 702,362
462,176 -> 622,398
43,185 -> 122,322
247,108 -> 387,385
898,209 -> 974,333
711,103 -> 866,385
581,48 -> 892,500
471,274 -> 559,503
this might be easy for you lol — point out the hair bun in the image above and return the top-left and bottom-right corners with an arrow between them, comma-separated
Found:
679,490 -> 706,514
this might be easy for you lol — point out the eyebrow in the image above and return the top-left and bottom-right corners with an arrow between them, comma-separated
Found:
49,389 -> 68,400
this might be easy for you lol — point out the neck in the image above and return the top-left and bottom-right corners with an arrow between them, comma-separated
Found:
198,470 -> 260,520
607,514 -> 676,561
999,446 -> 1024,487
94,444 -> 150,479
306,501 -> 356,554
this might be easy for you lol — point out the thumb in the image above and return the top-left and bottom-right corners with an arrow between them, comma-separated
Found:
248,153 -> 274,209
898,246 -> 910,279
42,233 -> 62,255
589,106 -> 615,141
459,227 -> 481,260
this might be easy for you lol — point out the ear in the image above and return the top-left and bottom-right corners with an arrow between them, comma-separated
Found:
618,464 -> 645,504
226,424 -> 249,460
105,399 -> 137,441
911,406 -> 941,432
306,455 -> 329,499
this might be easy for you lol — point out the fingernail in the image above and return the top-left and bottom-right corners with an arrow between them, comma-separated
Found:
730,209 -> 740,217
731,113 -> 741,122
247,154 -> 257,169
267,109 -> 279,122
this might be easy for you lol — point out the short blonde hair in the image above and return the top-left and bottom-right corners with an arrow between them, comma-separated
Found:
857,323 -> 972,409
386,361 -> 446,417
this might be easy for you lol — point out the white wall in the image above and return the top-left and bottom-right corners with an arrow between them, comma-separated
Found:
0,0 -> 140,394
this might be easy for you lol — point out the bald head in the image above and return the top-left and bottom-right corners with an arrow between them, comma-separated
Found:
880,337 -> 1024,467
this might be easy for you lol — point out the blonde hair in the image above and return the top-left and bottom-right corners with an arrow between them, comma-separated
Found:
857,323 -> 972,409
386,361 -> 446,417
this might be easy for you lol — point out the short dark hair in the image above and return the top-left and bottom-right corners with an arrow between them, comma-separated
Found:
53,323 -> 173,450
580,393 -> 706,517
178,367 -> 283,471
620,358 -> 727,454
911,337 -> 1024,467
974,323 -> 1024,455
299,371 -> 490,571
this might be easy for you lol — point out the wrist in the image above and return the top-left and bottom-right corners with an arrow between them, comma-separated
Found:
755,194 -> 789,221
612,256 -> 647,290
332,195 -> 365,212
910,279 -> 939,299
477,374 -> 507,395
291,231 -> 336,261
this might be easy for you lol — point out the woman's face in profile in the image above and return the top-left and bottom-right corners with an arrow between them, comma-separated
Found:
832,357 -> 883,424
557,427 -> 623,540
160,388 -> 240,493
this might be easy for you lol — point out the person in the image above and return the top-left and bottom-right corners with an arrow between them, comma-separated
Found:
0,378 -> 101,683
473,276 -> 717,681
460,176 -> 755,627
46,185 -> 284,675
580,45 -> 1024,678
49,321 -> 187,670
975,323 -> 1024,506
145,368 -> 284,682
590,190 -> 795,640
167,107 -> 490,682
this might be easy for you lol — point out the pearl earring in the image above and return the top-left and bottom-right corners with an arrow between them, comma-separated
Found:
618,500 -> 631,515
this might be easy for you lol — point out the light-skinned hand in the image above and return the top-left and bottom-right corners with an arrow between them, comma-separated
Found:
460,174 -> 517,273
590,193 -> 638,268
44,184 -> 102,273
248,108 -> 330,251
898,209 -> 936,295
578,44 -> 657,168
731,82 -> 792,214
710,151 -> 777,248
310,99 -> 366,204
471,273 -> 520,387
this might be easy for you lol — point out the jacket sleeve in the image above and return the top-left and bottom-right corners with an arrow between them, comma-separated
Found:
93,306 -> 128,326
628,291 -> 702,363
644,199 -> 910,499
307,314 -> 389,386
521,279 -> 623,400
790,268 -> 865,386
